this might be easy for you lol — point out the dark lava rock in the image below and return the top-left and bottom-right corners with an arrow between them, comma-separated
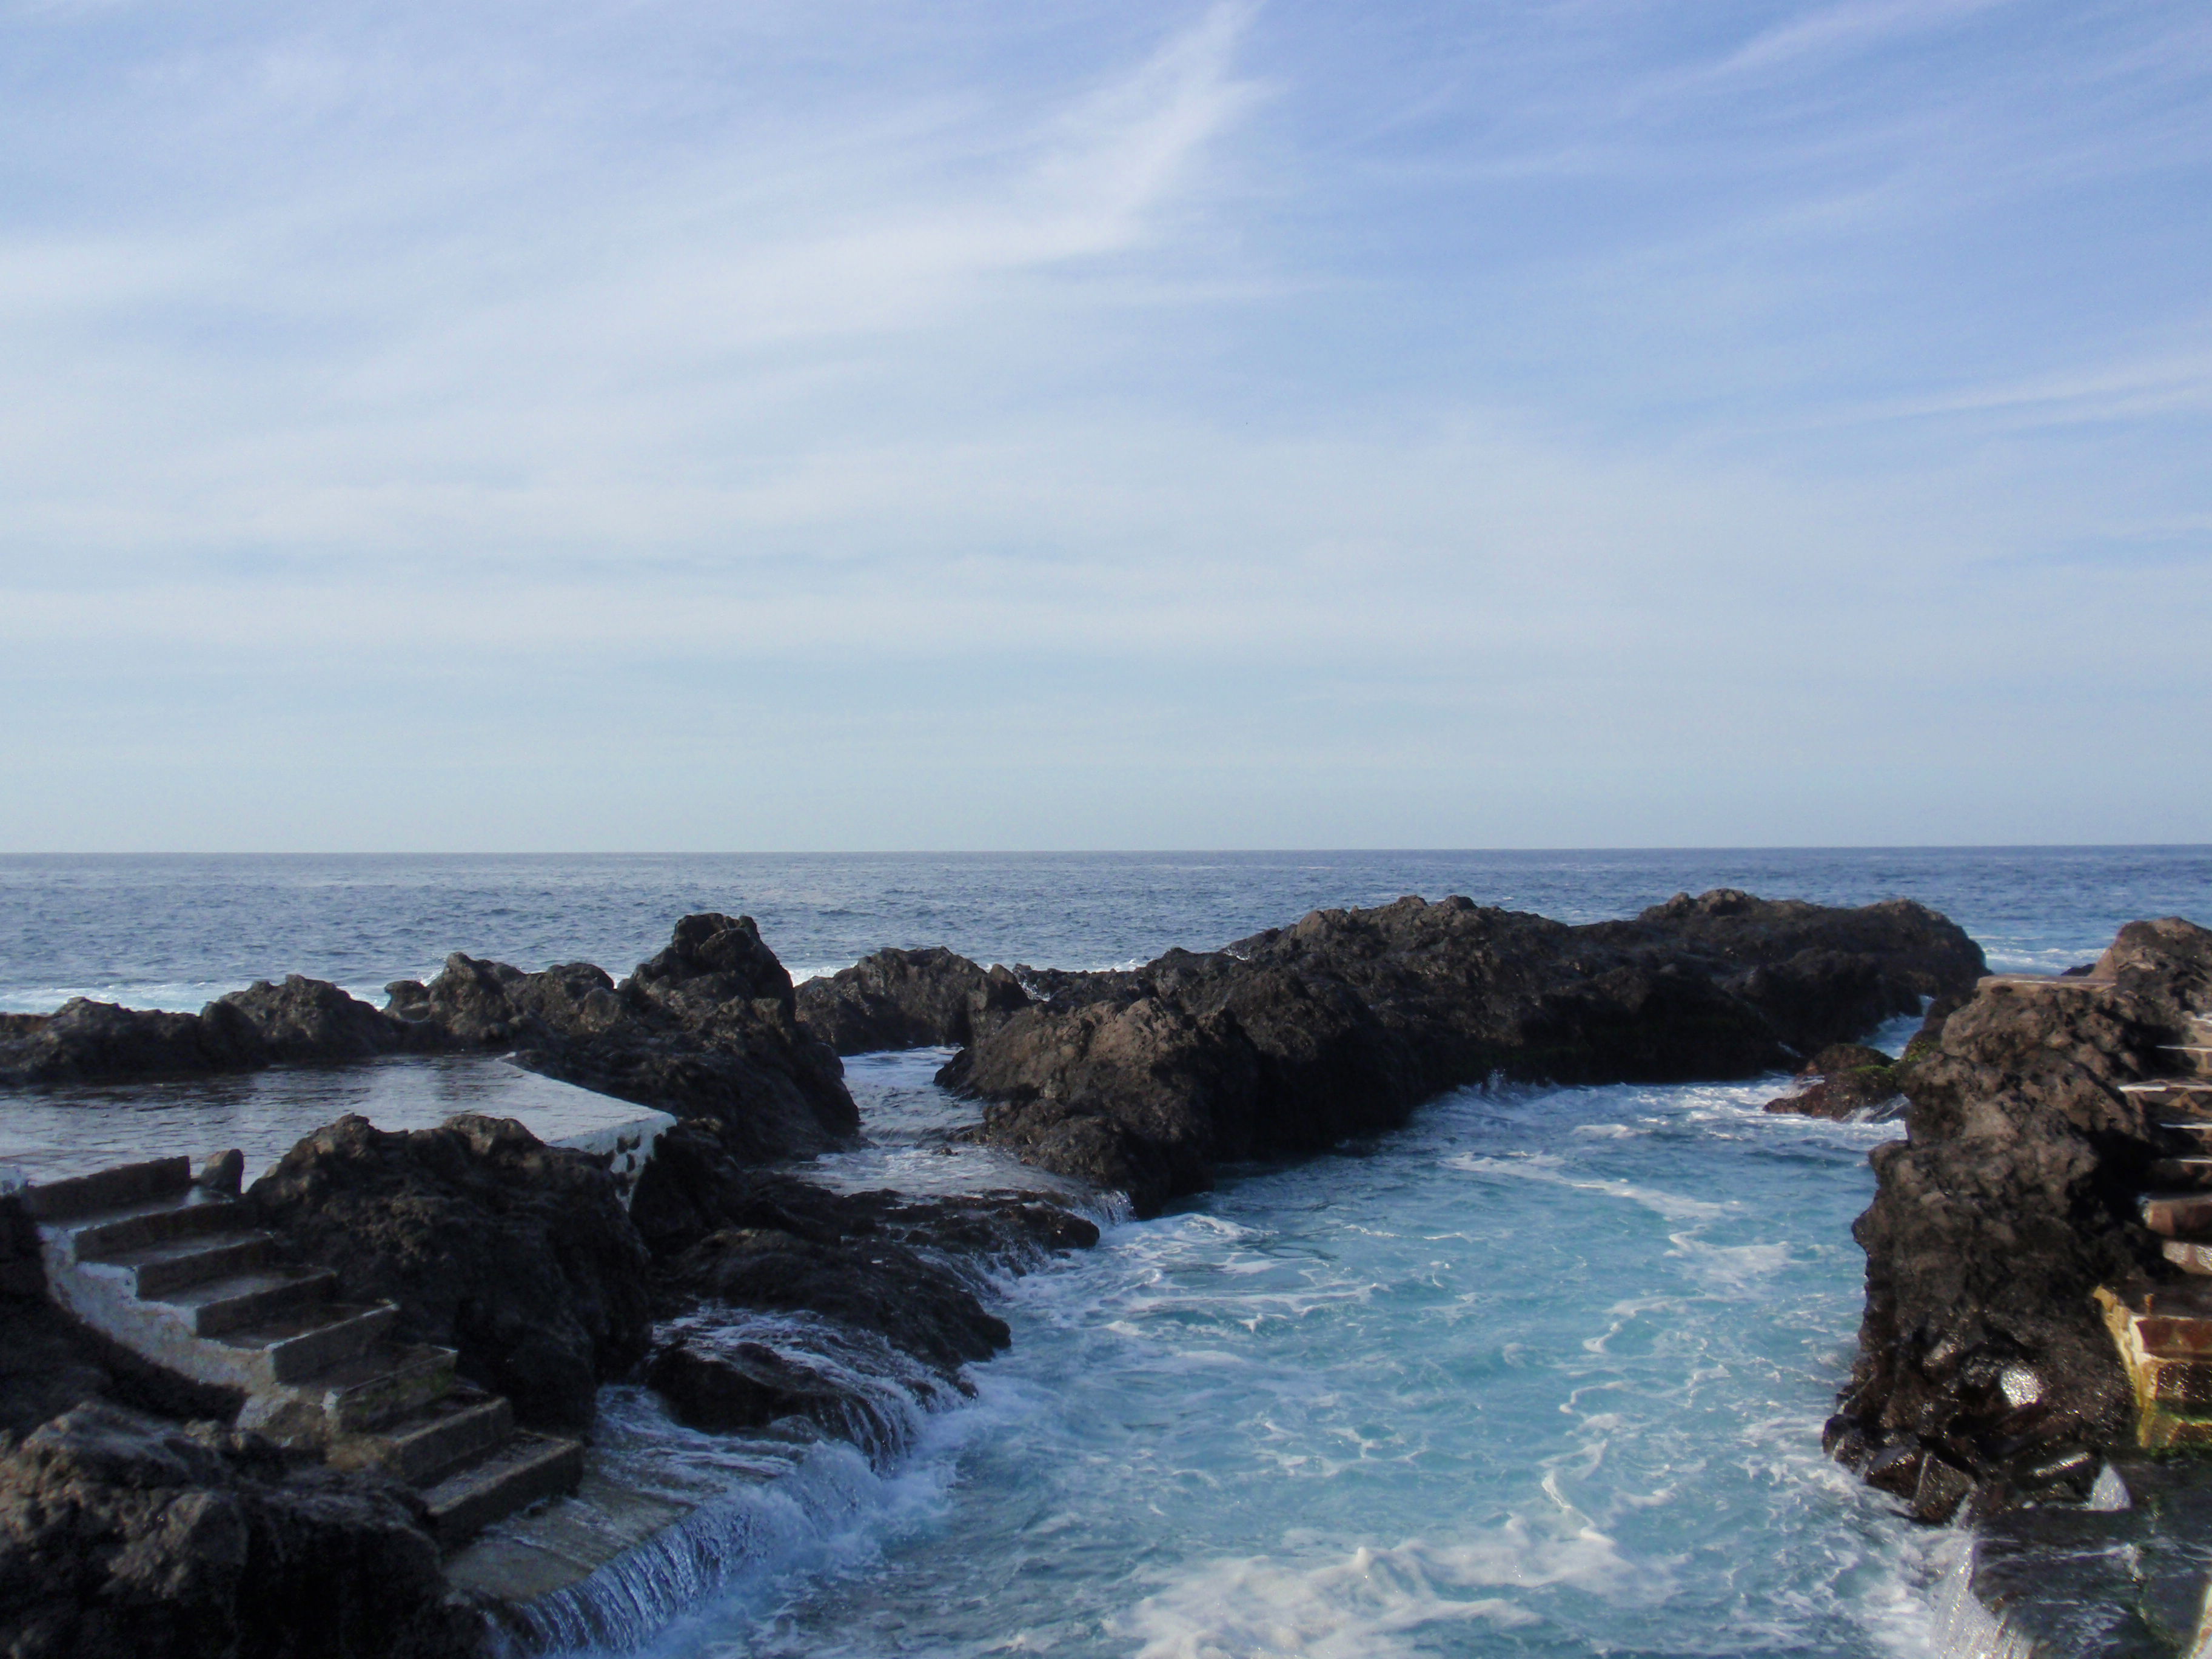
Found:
386,914 -> 859,1163
0,999 -> 260,1085
630,1118 -> 1098,1267
942,889 -> 1983,1215
0,1401 -> 475,1659
795,948 -> 1031,1054
1603,891 -> 1983,1052
246,1113 -> 652,1430
0,980 -> 417,1087
661,1227 -> 1009,1381
211,976 -> 418,1064
1765,1042 -> 1906,1120
632,1118 -> 1092,1451
0,915 -> 855,1168
1835,917 -> 2212,1522
643,1340 -> 862,1436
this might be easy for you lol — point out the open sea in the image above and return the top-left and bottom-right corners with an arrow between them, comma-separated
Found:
5,848 -> 2210,1658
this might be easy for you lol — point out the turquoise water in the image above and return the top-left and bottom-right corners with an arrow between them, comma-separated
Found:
5,849 -> 2209,1656
618,1045 -> 1934,1659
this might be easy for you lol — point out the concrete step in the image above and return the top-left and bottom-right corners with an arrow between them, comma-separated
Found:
21,1158 -> 192,1222
2147,1159 -> 2212,1189
65,1194 -> 245,1261
98,1229 -> 278,1298
221,1301 -> 398,1384
2132,1312 -> 2212,1358
2165,1239 -> 2212,1275
170,1265 -> 337,1338
423,1430 -> 586,1546
2120,1080 -> 2212,1098
2142,1191 -> 2212,1238
2096,1285 -> 2212,1448
2159,1046 -> 2212,1078
331,1391 -> 514,1486
303,1343 -> 460,1435
2141,1283 -> 2212,1313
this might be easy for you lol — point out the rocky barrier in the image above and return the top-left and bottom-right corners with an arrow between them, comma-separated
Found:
1829,917 -> 2212,1526
0,887 -> 1990,1655
809,889 -> 1985,1213
0,914 -> 857,1164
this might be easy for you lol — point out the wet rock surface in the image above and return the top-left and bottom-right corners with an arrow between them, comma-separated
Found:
0,1400 -> 477,1659
643,1339 -> 866,1438
1831,917 -> 2212,1523
938,889 -> 1983,1215
660,1227 -> 1011,1381
631,1118 -> 1096,1422
246,1113 -> 652,1431
1966,1458 -> 2212,1658
795,947 -> 1030,1054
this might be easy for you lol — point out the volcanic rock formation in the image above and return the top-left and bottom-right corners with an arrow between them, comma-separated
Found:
1829,917 -> 2212,1522
931,889 -> 1983,1214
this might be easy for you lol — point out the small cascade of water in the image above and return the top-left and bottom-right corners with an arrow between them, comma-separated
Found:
478,1309 -> 965,1656
1928,1537 -> 2041,1659
483,1435 -> 892,1657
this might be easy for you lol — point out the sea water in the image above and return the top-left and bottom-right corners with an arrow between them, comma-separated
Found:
4,848 -> 2210,1658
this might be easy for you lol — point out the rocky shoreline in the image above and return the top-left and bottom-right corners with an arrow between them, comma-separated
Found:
1,889 -> 1992,1656
1828,917 -> 2212,1523
815,888 -> 1985,1212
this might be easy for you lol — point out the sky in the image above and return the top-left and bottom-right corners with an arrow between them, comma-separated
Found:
2,0 -> 2208,851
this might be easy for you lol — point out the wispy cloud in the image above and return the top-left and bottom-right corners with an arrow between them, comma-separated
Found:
1,0 -> 2208,848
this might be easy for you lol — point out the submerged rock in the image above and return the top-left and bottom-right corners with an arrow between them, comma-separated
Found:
246,1113 -> 652,1430
1833,917 -> 2212,1521
939,890 -> 1983,1215
0,1400 -> 475,1659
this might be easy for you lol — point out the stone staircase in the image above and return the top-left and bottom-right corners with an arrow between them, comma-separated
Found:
2095,1010 -> 2212,1449
23,1155 -> 583,1544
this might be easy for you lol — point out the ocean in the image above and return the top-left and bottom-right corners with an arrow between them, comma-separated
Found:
5,847 -> 2210,1658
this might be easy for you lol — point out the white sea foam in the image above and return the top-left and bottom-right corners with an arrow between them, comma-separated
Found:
1444,1152 -> 1730,1221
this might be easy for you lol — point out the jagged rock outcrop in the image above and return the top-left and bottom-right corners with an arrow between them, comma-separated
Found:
386,914 -> 859,1161
941,890 -> 1983,1214
631,1118 -> 1095,1432
1829,917 -> 2212,1522
213,977 -> 420,1064
1595,891 -> 1983,1052
794,947 -> 1031,1054
643,1339 -> 868,1438
246,1113 -> 652,1430
0,998 -> 264,1085
0,916 -> 856,1164
0,976 -> 435,1087
661,1228 -> 1011,1382
0,1401 -> 476,1659
1763,1043 -> 1906,1121
630,1118 -> 1098,1266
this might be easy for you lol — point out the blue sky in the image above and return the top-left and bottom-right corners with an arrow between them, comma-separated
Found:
3,0 -> 2207,850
